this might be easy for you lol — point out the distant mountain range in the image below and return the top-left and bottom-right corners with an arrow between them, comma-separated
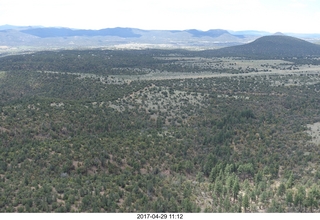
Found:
0,25 -> 320,50
20,27 -> 141,38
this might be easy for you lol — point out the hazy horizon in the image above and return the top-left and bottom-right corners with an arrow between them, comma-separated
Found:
1,0 -> 320,34
2,24 -> 320,36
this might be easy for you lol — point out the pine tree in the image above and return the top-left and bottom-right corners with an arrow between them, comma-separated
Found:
286,173 -> 294,189
214,180 -> 223,200
232,177 -> 240,201
294,186 -> 306,212
277,183 -> 286,197
307,186 -> 319,212
242,193 -> 249,213
286,190 -> 293,207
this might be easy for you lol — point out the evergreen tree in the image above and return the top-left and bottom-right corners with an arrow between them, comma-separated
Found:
232,177 -> 240,201
286,190 -> 293,207
286,173 -> 294,189
242,193 -> 249,213
277,183 -> 286,197
307,186 -> 319,212
294,186 -> 306,212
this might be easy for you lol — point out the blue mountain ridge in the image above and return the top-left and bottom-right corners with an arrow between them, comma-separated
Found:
20,27 -> 142,38
19,27 -> 245,39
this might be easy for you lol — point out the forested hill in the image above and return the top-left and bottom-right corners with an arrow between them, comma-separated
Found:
200,35 -> 320,58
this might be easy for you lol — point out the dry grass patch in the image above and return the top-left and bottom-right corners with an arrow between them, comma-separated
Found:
0,71 -> 5,79
306,122 -> 320,145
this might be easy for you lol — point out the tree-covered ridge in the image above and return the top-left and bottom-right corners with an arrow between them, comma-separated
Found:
0,50 -> 173,75
200,35 -> 320,59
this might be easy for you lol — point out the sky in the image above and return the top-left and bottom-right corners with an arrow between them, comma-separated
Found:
1,0 -> 320,33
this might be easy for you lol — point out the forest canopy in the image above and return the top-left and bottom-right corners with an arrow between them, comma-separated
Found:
0,48 -> 320,213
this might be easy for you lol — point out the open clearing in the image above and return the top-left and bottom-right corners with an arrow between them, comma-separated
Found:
108,58 -> 320,82
42,58 -> 320,86
306,122 -> 320,145
0,71 -> 5,78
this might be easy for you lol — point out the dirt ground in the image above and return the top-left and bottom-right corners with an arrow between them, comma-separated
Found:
306,122 -> 320,145
109,58 -> 320,82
